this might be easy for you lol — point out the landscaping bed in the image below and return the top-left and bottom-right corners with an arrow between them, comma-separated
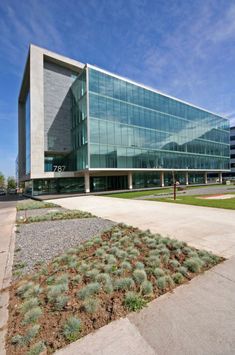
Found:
13,218 -> 114,278
16,209 -> 94,224
7,224 -> 223,354
17,200 -> 57,211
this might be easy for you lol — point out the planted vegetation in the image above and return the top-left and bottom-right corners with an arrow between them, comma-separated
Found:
16,210 -> 94,224
7,224 -> 223,354
17,201 -> 57,211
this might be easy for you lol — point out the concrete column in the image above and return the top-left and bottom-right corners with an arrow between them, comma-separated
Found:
204,172 -> 208,184
219,172 -> 223,184
128,172 -> 133,190
84,172 -> 90,193
185,172 -> 189,185
160,172 -> 164,187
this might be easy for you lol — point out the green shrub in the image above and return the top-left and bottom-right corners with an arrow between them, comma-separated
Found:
114,277 -> 135,291
162,254 -> 170,264
153,267 -> 165,277
169,259 -> 180,269
11,334 -> 24,346
17,282 -> 34,298
116,249 -> 128,259
72,274 -> 82,284
133,269 -> 147,284
95,248 -> 105,257
106,254 -> 117,265
172,272 -> 184,284
141,280 -> 153,296
84,298 -> 100,314
124,292 -> 146,311
79,262 -> 89,274
120,261 -> 132,271
46,276 -> 55,285
103,280 -> 113,294
27,341 -> 46,355
86,269 -> 99,281
24,324 -> 40,344
23,307 -> 42,324
177,266 -> 188,276
55,273 -> 69,285
20,297 -> 39,314
96,273 -> 111,284
77,282 -> 100,300
53,295 -> 69,310
156,276 -> 174,290
63,317 -> 82,342
135,261 -> 145,270
147,255 -> 160,267
184,257 -> 204,273
47,284 -> 68,302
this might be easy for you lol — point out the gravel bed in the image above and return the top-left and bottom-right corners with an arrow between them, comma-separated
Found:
16,207 -> 67,219
13,218 -> 115,276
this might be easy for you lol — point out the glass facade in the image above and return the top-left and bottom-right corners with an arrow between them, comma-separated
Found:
87,67 -> 230,171
71,69 -> 88,170
25,92 -> 30,175
33,177 -> 85,195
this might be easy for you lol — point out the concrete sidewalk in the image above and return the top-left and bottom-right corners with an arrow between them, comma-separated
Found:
0,205 -> 16,355
56,257 -> 235,355
49,195 -> 235,258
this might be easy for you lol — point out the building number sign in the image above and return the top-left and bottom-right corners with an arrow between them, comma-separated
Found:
53,165 -> 66,172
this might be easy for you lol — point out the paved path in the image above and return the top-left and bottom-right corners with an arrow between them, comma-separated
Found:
50,196 -> 235,257
56,257 -> 235,355
0,199 -> 16,355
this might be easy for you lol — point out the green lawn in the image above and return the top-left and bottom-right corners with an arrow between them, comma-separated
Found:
104,188 -> 172,199
149,194 -> 235,210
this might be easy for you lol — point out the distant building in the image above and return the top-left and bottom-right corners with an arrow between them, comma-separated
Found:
230,126 -> 235,176
18,45 -> 230,195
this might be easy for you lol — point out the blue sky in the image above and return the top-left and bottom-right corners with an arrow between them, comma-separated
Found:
0,0 -> 235,177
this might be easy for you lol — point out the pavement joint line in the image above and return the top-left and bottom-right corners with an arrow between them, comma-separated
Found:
211,270 -> 235,284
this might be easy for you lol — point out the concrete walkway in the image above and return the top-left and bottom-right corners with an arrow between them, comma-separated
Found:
50,195 -> 235,258
56,257 -> 235,355
0,201 -> 16,355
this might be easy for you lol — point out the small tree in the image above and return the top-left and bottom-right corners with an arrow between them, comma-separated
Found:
7,176 -> 16,189
0,172 -> 5,188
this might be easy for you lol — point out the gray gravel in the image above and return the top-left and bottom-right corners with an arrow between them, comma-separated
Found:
14,217 -> 115,276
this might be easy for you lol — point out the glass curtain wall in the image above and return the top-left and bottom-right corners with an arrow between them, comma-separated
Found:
25,92 -> 31,175
88,67 -> 230,171
71,69 -> 88,170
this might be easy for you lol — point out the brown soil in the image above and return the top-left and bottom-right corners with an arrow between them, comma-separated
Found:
6,225 -> 223,354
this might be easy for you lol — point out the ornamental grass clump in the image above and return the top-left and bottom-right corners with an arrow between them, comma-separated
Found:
47,283 -> 68,303
63,317 -> 82,342
172,272 -> 184,284
106,254 -> 117,265
133,269 -> 147,284
114,277 -> 135,291
153,267 -> 165,277
86,269 -> 99,281
141,280 -> 153,296
27,341 -> 46,355
135,261 -> 145,270
177,266 -> 188,276
24,325 -> 40,344
83,298 -> 100,314
17,282 -> 34,298
20,297 -> 39,314
23,307 -> 42,325
124,292 -> 146,311
72,274 -> 82,284
95,248 -> 105,257
147,255 -> 160,267
156,275 -> 174,290
116,249 -> 128,259
77,282 -> 100,300
120,261 -> 132,271
184,257 -> 204,273
169,259 -> 181,270
53,295 -> 69,311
